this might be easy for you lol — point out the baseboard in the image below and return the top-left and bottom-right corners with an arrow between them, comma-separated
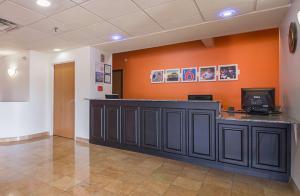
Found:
75,137 -> 89,144
0,132 -> 49,143
291,178 -> 300,193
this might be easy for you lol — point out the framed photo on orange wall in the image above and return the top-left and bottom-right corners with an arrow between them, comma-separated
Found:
151,70 -> 164,83
199,66 -> 217,82
218,64 -> 239,81
182,67 -> 197,82
165,69 -> 181,83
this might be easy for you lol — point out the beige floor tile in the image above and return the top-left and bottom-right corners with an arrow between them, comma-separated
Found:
0,136 -> 297,196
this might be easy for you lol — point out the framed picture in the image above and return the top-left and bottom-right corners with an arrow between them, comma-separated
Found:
219,64 -> 239,81
104,74 -> 111,84
104,64 -> 111,74
95,72 -> 104,83
182,67 -> 197,82
151,70 -> 164,83
165,69 -> 180,83
199,66 -> 217,82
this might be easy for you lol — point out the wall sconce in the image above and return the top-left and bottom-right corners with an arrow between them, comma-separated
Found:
7,66 -> 17,78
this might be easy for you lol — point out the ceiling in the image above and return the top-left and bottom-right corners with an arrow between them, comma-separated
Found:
0,0 -> 291,54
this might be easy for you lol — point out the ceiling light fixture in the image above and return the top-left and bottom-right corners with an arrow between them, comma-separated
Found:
111,34 -> 123,41
36,0 -> 51,7
53,48 -> 62,52
219,9 -> 237,18
7,66 -> 17,78
297,11 -> 300,24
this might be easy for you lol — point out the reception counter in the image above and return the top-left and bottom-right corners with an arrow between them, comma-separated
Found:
89,99 -> 293,181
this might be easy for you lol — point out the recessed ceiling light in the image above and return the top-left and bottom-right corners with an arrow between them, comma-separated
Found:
297,11 -> 300,24
219,9 -> 237,18
111,35 -> 123,41
53,48 -> 62,52
36,0 -> 51,7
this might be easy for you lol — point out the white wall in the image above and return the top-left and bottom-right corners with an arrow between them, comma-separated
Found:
280,0 -> 300,189
52,47 -> 112,139
0,51 -> 51,138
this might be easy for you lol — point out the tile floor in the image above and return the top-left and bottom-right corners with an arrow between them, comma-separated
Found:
0,136 -> 299,196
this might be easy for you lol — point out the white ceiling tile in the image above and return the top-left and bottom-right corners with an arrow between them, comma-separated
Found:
0,1 -> 44,25
162,15 -> 204,29
81,0 -> 139,20
29,18 -> 74,35
256,0 -> 290,10
58,28 -> 96,43
51,6 -> 103,28
196,0 -> 256,21
71,0 -> 89,4
26,36 -> 70,50
10,0 -> 76,16
145,0 -> 203,28
109,11 -> 163,36
133,0 -> 176,8
8,27 -> 49,44
83,21 -> 126,38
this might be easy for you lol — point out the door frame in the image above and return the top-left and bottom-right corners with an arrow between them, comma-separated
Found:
51,60 -> 76,138
112,69 -> 123,98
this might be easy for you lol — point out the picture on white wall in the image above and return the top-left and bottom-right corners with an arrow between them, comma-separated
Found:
219,64 -> 239,81
199,66 -> 217,81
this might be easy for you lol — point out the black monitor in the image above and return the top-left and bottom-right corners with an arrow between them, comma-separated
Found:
241,88 -> 275,114
188,95 -> 213,101
105,94 -> 119,99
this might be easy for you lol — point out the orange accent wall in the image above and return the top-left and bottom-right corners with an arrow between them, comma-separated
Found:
113,29 -> 279,110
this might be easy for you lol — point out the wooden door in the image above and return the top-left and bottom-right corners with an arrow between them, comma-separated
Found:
112,70 -> 123,98
54,62 -> 75,139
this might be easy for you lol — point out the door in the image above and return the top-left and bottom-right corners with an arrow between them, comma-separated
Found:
54,62 -> 75,139
105,105 -> 121,144
162,108 -> 186,155
90,102 -> 105,144
112,70 -> 123,98
218,124 -> 249,166
122,106 -> 139,148
188,110 -> 216,160
140,107 -> 161,151
252,126 -> 287,172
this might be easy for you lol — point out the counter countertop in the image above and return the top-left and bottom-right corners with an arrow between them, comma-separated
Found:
85,98 -> 220,103
219,112 -> 299,124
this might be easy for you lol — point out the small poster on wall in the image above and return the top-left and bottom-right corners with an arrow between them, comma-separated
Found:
104,64 -> 112,74
165,69 -> 181,83
96,72 -> 104,83
199,66 -> 217,82
182,67 -> 197,82
104,74 -> 111,84
151,70 -> 164,83
219,64 -> 239,81
95,62 -> 104,83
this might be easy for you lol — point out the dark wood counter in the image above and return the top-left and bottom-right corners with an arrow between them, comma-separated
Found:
89,99 -> 291,182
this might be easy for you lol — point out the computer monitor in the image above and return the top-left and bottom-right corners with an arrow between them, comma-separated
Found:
188,95 -> 213,101
241,88 -> 275,113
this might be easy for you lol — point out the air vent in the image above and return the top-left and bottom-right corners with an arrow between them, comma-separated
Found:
0,18 -> 18,32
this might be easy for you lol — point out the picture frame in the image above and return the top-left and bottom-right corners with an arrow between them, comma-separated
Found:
95,72 -> 104,83
151,70 -> 165,83
104,74 -> 111,84
165,69 -> 181,83
199,66 -> 217,82
218,64 -> 239,81
104,64 -> 111,74
181,67 -> 198,82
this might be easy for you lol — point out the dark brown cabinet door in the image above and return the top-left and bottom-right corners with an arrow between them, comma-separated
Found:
188,110 -> 215,160
252,126 -> 287,172
122,106 -> 139,147
162,109 -> 186,155
105,105 -> 121,144
140,107 -> 161,151
218,124 -> 249,166
90,102 -> 105,144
